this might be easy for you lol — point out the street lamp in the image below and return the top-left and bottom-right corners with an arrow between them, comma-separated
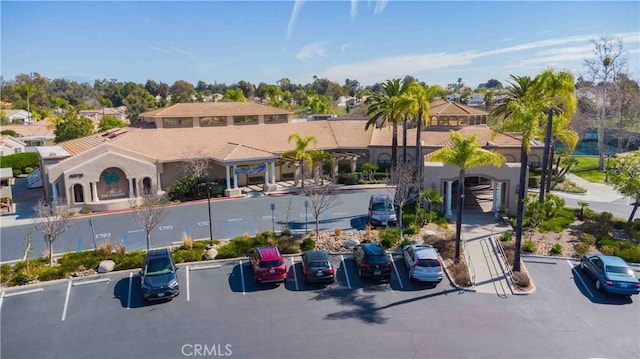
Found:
605,154 -> 611,183
270,203 -> 276,234
304,199 -> 309,234
198,182 -> 216,245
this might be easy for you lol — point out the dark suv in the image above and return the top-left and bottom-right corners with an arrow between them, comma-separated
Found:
140,248 -> 179,301
250,246 -> 288,283
353,243 -> 392,281
301,250 -> 335,284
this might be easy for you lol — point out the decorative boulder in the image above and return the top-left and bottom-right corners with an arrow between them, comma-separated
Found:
345,239 -> 360,250
203,247 -> 218,260
97,260 -> 115,273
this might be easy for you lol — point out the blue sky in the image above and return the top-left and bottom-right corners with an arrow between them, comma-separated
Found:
1,1 -> 639,88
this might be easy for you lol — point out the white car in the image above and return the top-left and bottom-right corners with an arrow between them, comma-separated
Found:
403,244 -> 444,282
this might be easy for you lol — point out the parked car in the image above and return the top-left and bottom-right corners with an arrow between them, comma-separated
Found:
353,243 -> 392,281
403,244 -> 443,282
368,194 -> 398,228
250,246 -> 288,284
140,248 -> 180,301
580,254 -> 640,296
301,250 -> 335,284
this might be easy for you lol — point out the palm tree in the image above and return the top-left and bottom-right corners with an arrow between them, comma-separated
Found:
281,134 -> 318,189
20,83 -> 36,122
365,79 -> 409,169
431,131 -> 505,263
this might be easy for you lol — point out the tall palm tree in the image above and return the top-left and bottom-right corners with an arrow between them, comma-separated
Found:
431,131 -> 505,263
365,79 -> 409,169
281,134 -> 318,189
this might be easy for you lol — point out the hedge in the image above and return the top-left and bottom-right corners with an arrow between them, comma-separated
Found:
0,152 -> 39,173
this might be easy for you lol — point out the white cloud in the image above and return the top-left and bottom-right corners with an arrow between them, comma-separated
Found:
287,0 -> 305,39
149,45 -> 170,53
373,0 -> 387,15
296,41 -> 328,63
351,0 -> 358,21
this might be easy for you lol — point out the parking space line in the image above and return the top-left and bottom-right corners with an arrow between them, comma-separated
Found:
568,260 -> 594,298
389,253 -> 404,289
239,260 -> 246,295
3,288 -> 44,297
186,265 -> 190,302
61,280 -> 71,321
190,264 -> 222,271
72,278 -> 110,287
127,272 -> 132,310
340,255 -> 352,289
291,257 -> 299,291
171,241 -> 182,245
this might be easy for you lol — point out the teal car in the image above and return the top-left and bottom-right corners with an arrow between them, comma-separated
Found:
580,254 -> 640,296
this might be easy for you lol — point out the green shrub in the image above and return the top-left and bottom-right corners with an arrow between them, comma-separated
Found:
300,237 -> 316,251
12,169 -> 21,177
402,213 -> 416,226
277,236 -> 300,254
551,243 -> 563,255
404,223 -> 419,235
539,216 -> 573,233
596,234 -> 617,247
379,227 -> 400,249
79,209 -> 92,214
24,167 -> 34,174
576,243 -> 590,256
173,249 -> 204,264
528,176 -> 541,188
113,251 -> 145,271
615,245 -> 640,263
0,152 -> 39,173
522,240 -> 537,253
400,238 -> 411,247
579,233 -> 596,246
501,231 -> 513,242
10,271 -> 36,286
600,245 -> 616,255
216,244 -> 243,259
1,263 -> 10,284
38,267 -> 66,281
337,173 -> 358,185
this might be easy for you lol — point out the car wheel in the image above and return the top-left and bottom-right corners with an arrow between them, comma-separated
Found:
595,280 -> 603,292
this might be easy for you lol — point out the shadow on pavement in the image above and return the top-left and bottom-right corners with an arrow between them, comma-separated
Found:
228,262 -> 281,293
113,275 -> 170,308
571,266 -> 635,305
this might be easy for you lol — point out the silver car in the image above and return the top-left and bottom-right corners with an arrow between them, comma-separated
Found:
403,244 -> 443,282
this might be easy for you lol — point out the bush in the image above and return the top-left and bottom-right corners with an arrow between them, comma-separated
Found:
113,251 -> 145,271
1,263 -> 10,284
551,243 -> 563,255
379,228 -> 401,249
10,271 -> 36,286
402,213 -> 416,226
404,223 -> 419,235
539,216 -> 573,233
115,240 -> 126,256
513,271 -> 530,288
0,152 -> 39,173
12,169 -> 21,177
58,251 -> 107,273
277,236 -> 300,254
24,167 -> 34,174
300,237 -> 316,251
38,267 -> 66,281
450,262 -> 471,287
579,233 -> 596,246
528,176 -> 541,188
79,209 -> 92,214
500,231 -> 513,242
600,245 -> 616,255
522,240 -> 537,253
97,241 -> 113,256
576,243 -> 590,256
173,249 -> 203,264
337,173 -> 358,185
615,245 -> 640,263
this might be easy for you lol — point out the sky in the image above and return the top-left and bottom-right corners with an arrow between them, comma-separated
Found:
1,1 -> 639,89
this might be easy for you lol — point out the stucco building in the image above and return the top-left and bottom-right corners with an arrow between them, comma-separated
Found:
36,101 -> 543,217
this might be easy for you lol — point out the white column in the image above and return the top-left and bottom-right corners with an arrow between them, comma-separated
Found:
270,162 -> 276,184
52,182 -> 59,203
492,180 -> 498,214
225,166 -> 231,190
445,180 -> 453,218
128,178 -> 135,198
92,182 -> 99,202
233,165 -> 238,189
495,182 -> 503,219
264,162 -> 269,185
156,173 -> 162,192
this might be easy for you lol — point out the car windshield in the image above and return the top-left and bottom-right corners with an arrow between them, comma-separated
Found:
366,255 -> 389,265
372,202 -> 393,211
309,261 -> 329,269
259,260 -> 283,268
606,265 -> 634,277
145,257 -> 173,276
417,259 -> 440,268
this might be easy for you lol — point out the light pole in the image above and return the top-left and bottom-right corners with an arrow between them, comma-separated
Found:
605,154 -> 611,183
304,199 -> 309,234
270,203 -> 276,234
198,182 -> 216,245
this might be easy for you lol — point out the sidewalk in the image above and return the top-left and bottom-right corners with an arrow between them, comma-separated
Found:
550,173 -> 625,203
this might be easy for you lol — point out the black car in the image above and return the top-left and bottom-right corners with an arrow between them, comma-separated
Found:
353,243 -> 392,281
301,250 -> 335,284
140,248 -> 180,301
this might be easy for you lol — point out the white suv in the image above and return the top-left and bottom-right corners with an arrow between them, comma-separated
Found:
403,244 -> 443,282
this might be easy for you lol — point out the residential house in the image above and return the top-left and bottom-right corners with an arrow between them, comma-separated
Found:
0,135 -> 27,156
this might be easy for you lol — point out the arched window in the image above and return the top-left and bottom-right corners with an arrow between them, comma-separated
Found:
73,184 -> 84,203
143,177 -> 152,194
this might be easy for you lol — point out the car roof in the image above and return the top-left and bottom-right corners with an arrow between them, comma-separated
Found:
256,246 -> 282,260
412,245 -> 438,259
370,194 -> 391,202
304,250 -> 329,261
596,255 -> 630,266
361,243 -> 385,254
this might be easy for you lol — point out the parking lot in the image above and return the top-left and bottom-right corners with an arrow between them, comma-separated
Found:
1,255 -> 639,359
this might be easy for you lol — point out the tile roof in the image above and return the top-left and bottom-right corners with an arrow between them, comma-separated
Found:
140,102 -> 293,118
428,99 -> 488,116
369,125 -> 525,148
0,121 -> 55,137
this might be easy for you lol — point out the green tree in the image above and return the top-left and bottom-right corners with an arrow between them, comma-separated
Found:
98,115 -> 127,132
123,87 -> 155,123
19,83 -> 36,122
365,78 -> 410,169
281,134 -> 318,189
54,108 -> 94,143
302,94 -> 330,114
431,131 -> 505,263
97,97 -> 113,119
170,80 -> 195,104
609,152 -> 640,223
422,187 -> 443,212
223,88 -> 248,102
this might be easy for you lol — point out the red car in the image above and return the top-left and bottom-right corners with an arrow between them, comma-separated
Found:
250,246 -> 288,284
